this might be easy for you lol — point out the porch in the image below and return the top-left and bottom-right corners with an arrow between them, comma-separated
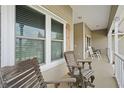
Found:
48,54 -> 118,88
0,5 -> 124,88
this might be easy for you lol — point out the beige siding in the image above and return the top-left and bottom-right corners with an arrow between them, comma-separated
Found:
85,24 -> 92,58
74,23 -> 83,59
85,24 -> 92,37
42,5 -> 72,24
42,5 -> 73,51
92,29 -> 108,54
41,5 -> 73,81
74,22 -> 92,59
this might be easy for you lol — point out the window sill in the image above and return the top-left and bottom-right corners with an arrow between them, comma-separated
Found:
40,58 -> 65,72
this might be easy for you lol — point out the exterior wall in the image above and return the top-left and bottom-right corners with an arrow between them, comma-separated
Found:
92,29 -> 108,54
85,24 -> 92,37
1,5 -> 73,81
84,24 -> 92,58
41,5 -> 73,81
74,22 -> 83,60
74,22 -> 92,59
42,5 -> 73,51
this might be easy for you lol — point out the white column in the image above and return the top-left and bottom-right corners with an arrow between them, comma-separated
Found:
1,6 -> 15,67
45,15 -> 51,64
114,17 -> 120,79
114,17 -> 119,53
108,32 -> 113,64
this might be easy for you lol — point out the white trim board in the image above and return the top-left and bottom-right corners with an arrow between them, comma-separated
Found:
112,33 -> 124,35
1,6 -> 15,67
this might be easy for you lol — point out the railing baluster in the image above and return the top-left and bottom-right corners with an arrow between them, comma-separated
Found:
114,53 -> 124,88
122,60 -> 124,87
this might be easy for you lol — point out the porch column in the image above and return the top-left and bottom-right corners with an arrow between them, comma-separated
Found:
108,32 -> 113,64
1,6 -> 15,67
114,17 -> 119,53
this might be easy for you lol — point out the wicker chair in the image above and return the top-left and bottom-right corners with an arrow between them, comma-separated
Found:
64,51 -> 95,88
0,58 -> 76,88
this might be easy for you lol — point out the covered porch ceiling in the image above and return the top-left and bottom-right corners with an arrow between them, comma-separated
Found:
70,5 -> 111,31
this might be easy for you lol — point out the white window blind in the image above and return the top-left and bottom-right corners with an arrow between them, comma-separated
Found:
16,6 -> 45,64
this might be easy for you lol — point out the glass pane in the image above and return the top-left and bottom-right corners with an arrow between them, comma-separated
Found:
16,6 -> 45,38
51,41 -> 63,60
16,38 -> 45,64
51,19 -> 63,40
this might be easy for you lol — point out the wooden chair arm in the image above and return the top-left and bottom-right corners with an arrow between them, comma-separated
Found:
77,58 -> 92,63
69,65 -> 82,69
77,60 -> 92,63
77,59 -> 92,69
45,78 -> 76,88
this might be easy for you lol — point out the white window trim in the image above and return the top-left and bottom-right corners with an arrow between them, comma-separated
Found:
1,6 -> 15,67
86,35 -> 91,53
1,5 -> 67,71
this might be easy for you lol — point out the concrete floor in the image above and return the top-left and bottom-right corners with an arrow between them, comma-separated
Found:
48,54 -> 118,88
92,54 -> 118,88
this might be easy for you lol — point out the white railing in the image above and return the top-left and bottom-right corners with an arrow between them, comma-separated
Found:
114,53 -> 124,87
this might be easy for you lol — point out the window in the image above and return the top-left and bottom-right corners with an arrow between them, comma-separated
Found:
86,36 -> 91,51
16,6 -> 45,64
51,19 -> 64,61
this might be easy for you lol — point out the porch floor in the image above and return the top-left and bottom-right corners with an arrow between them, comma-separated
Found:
92,54 -> 118,88
49,54 -> 118,88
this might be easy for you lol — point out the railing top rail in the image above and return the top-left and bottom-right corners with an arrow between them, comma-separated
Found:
114,52 -> 124,61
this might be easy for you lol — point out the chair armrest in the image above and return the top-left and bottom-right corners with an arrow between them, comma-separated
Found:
77,59 -> 92,63
69,65 -> 82,69
45,78 -> 76,87
77,59 -> 92,69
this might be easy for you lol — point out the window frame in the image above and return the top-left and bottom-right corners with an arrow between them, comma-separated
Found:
51,19 -> 64,61
86,35 -> 91,52
15,6 -> 46,64
15,5 -> 67,71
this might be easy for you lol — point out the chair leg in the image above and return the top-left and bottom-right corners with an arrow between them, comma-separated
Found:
87,81 -> 95,88
90,75 -> 95,83
76,76 -> 85,88
84,81 -> 88,88
54,83 -> 60,88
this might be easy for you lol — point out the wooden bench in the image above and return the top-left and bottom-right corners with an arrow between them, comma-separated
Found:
0,58 -> 76,88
